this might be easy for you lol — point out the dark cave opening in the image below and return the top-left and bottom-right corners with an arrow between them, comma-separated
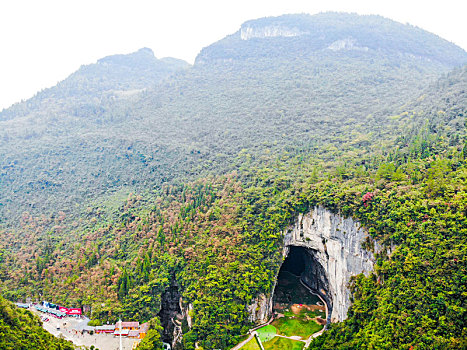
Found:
273,245 -> 332,323
280,246 -> 306,276
158,285 -> 182,344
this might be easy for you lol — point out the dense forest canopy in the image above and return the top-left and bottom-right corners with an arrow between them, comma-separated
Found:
0,12 -> 466,350
1,13 -> 465,232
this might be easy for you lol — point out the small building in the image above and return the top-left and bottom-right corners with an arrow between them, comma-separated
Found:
139,322 -> 150,339
128,330 -> 140,338
117,321 -> 139,330
96,325 -> 115,334
34,305 -> 66,318
15,303 -> 30,309
114,329 -> 130,337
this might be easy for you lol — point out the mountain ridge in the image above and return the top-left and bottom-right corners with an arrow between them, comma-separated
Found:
1,12 -> 465,231
195,12 -> 467,66
0,48 -> 190,121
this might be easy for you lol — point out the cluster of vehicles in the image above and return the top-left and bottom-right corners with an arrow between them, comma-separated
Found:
40,315 -> 50,322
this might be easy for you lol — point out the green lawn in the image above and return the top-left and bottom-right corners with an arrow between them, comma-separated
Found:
256,325 -> 277,343
263,337 -> 304,350
241,337 -> 261,350
272,317 -> 323,338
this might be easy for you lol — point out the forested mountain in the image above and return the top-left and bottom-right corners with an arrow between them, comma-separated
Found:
0,47 -> 189,121
196,13 -> 467,65
0,48 -> 189,228
1,13 -> 465,233
1,12 -> 467,350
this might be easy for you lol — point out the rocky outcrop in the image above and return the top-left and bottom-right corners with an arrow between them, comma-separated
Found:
327,37 -> 369,52
240,25 -> 307,40
158,285 -> 183,347
284,206 -> 377,322
247,293 -> 273,324
249,206 -> 377,324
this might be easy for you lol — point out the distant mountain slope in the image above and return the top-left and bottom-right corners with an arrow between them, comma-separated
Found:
1,13 -> 467,350
0,48 -> 189,122
196,12 -> 467,66
0,13 -> 466,234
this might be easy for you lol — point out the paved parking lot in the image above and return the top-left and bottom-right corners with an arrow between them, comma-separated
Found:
31,309 -> 138,350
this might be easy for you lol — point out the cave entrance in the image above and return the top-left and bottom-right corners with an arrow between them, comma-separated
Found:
272,246 -> 329,324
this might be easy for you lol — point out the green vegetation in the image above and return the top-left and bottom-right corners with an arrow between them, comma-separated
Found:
0,12 -> 466,350
263,337 -> 304,350
256,325 -> 277,342
0,297 -> 74,350
241,337 -> 261,350
272,316 -> 323,339
1,14 -> 464,235
136,318 -> 164,350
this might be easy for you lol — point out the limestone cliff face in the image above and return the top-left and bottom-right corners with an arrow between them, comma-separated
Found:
247,293 -> 273,324
240,25 -> 307,40
327,37 -> 369,52
284,206 -> 376,322
249,206 -> 377,324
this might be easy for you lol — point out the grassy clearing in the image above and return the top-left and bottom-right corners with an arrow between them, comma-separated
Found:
272,316 -> 323,339
241,337 -> 261,350
263,337 -> 304,350
256,325 -> 277,343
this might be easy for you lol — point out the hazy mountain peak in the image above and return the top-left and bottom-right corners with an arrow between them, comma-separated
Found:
0,48 -> 190,120
97,47 -> 157,67
196,12 -> 467,67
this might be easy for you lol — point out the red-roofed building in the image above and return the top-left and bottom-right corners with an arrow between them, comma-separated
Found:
128,330 -> 140,338
113,329 -> 130,337
95,325 -> 115,333
115,321 -> 139,330
139,322 -> 150,339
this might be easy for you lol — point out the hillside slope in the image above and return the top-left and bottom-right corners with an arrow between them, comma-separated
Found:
1,66 -> 466,349
1,13 -> 466,234
196,12 -> 467,66
0,47 -> 189,121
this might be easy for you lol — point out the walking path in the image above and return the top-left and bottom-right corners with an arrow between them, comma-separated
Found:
232,277 -> 329,349
230,333 -> 255,350
298,278 -> 328,347
253,331 -> 266,350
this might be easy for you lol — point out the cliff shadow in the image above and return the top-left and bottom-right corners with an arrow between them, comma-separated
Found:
273,246 -> 331,324
158,285 -> 182,346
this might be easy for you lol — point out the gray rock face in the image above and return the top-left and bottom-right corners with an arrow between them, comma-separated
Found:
327,37 -> 369,52
240,25 -> 307,40
249,206 -> 377,323
247,293 -> 273,323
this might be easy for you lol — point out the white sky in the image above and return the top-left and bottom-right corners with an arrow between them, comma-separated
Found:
1,0 -> 466,111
